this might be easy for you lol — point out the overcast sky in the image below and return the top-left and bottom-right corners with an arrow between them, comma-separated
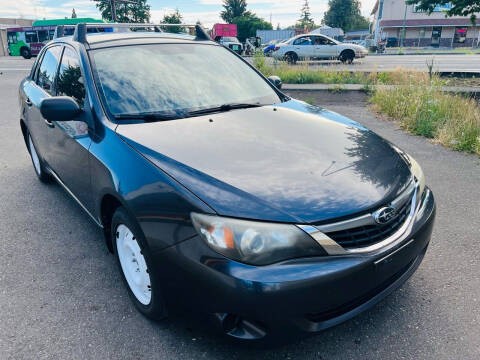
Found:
0,0 -> 377,28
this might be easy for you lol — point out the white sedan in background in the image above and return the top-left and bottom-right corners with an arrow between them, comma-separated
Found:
272,34 -> 368,64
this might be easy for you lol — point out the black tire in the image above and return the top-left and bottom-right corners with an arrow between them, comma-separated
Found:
285,52 -> 298,65
339,50 -> 355,64
21,47 -> 32,59
111,207 -> 167,321
27,131 -> 52,183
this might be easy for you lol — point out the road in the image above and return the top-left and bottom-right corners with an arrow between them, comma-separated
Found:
248,53 -> 480,73
2,53 -> 480,73
1,60 -> 479,359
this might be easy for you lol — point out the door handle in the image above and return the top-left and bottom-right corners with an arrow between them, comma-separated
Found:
25,98 -> 32,107
44,119 -> 55,128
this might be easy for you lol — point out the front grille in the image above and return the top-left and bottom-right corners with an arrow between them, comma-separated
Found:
325,196 -> 413,249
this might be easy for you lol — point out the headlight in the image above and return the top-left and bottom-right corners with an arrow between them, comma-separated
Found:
191,213 -> 326,265
407,154 -> 425,197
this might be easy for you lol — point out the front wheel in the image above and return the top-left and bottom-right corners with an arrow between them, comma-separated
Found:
21,47 -> 32,59
339,51 -> 355,64
112,207 -> 167,320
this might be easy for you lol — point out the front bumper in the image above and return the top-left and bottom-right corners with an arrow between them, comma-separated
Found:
154,188 -> 435,339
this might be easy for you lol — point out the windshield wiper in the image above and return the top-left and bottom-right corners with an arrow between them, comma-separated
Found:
187,103 -> 262,117
114,112 -> 186,122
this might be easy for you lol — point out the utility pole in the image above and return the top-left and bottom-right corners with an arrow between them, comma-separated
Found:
93,0 -> 139,22
400,1 -> 408,48
374,0 -> 385,45
110,0 -> 117,22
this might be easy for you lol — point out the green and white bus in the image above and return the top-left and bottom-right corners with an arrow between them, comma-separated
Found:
7,18 -> 105,58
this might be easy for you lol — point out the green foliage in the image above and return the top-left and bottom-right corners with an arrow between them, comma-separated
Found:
323,0 -> 370,31
232,13 -> 272,42
297,0 -> 316,30
95,0 -> 150,23
221,0 -> 249,23
371,74 -> 480,155
161,9 -> 183,33
406,0 -> 480,23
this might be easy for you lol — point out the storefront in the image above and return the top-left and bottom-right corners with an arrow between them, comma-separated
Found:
372,0 -> 480,47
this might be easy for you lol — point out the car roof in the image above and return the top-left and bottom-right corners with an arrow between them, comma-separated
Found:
51,31 -> 216,49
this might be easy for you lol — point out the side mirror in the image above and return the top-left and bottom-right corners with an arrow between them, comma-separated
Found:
40,96 -> 82,122
268,75 -> 283,90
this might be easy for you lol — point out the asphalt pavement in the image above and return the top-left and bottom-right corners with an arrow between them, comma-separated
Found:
2,53 -> 480,73
1,60 -> 479,359
248,53 -> 480,73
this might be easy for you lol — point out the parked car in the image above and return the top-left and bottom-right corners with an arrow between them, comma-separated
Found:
20,23 -> 435,341
263,39 -> 282,56
217,36 -> 243,54
273,33 -> 368,64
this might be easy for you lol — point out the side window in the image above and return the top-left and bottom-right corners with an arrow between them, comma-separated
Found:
57,47 -> 86,107
36,46 -> 62,95
37,30 -> 49,43
25,31 -> 38,43
294,36 -> 312,46
314,36 -> 329,45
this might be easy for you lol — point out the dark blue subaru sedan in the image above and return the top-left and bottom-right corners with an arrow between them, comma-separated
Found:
19,23 -> 435,340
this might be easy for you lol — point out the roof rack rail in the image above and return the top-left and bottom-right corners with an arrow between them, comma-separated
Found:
53,25 -> 65,39
71,23 -> 211,44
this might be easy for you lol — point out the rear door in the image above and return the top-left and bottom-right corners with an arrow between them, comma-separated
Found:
292,36 -> 315,58
22,45 -> 63,164
48,45 -> 93,210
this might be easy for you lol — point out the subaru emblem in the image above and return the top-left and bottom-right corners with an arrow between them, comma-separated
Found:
373,206 -> 397,225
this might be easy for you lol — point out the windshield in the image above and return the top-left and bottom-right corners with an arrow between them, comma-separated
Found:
221,37 -> 240,43
92,44 -> 281,118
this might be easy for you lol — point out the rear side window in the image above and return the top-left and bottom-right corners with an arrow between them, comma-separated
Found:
36,46 -> 62,95
57,47 -> 86,107
293,36 -> 312,46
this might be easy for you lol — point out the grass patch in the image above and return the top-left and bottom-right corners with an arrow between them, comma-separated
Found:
370,73 -> 480,155
253,52 -> 369,85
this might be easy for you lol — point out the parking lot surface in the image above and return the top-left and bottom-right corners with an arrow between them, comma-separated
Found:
0,59 -> 479,359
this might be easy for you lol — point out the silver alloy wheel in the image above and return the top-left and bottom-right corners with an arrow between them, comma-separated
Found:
116,224 -> 152,305
28,135 -> 41,176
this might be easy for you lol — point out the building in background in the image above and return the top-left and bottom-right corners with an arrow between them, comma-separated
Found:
0,18 -> 34,56
309,25 -> 344,41
371,0 -> 480,47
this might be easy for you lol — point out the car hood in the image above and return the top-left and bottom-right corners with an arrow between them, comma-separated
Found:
116,100 -> 412,224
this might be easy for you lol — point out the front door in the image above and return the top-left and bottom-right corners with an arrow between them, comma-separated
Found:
431,27 -> 442,47
313,35 -> 339,59
48,45 -> 93,211
23,45 -> 63,164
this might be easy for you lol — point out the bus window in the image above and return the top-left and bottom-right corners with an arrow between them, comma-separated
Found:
25,31 -> 38,43
49,30 -> 55,40
38,30 -> 49,42
7,32 -> 17,45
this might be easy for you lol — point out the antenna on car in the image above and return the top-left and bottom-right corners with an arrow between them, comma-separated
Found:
72,23 -> 211,44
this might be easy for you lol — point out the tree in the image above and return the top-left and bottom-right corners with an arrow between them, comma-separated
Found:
161,9 -> 183,34
406,0 -> 480,23
72,8 -> 77,19
297,0 -> 315,30
94,0 -> 151,23
221,0 -> 249,23
322,0 -> 370,31
232,13 -> 272,42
